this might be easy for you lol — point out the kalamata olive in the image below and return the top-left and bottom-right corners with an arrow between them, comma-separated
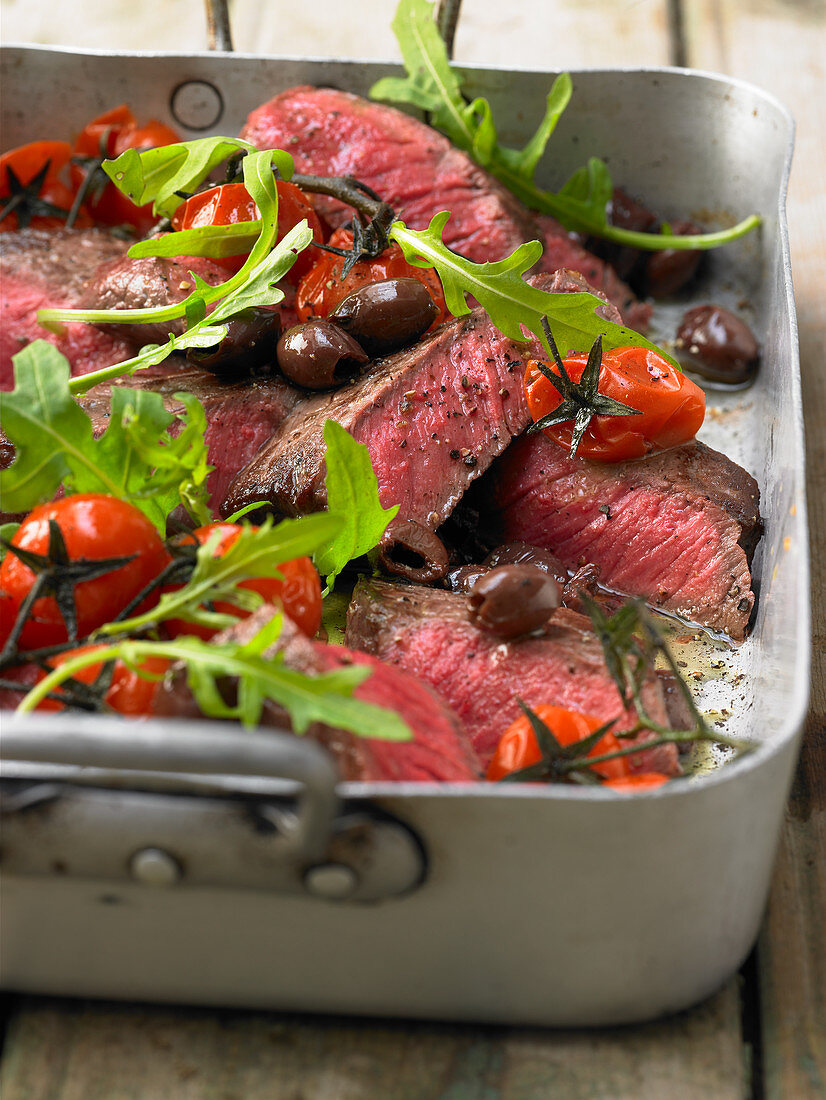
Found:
189,307 -> 280,377
674,305 -> 760,385
277,320 -> 368,389
483,541 -> 568,589
330,278 -> 439,356
468,565 -> 562,639
379,519 -> 450,582
643,219 -> 703,298
445,563 -> 490,593
589,188 -> 659,281
561,562 -> 601,613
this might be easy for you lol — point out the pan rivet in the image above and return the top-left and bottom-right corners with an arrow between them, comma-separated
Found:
129,847 -> 182,887
170,80 -> 224,132
303,863 -> 358,900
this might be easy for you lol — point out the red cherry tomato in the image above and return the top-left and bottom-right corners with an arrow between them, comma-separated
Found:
0,140 -> 91,232
171,181 -> 324,280
162,523 -> 322,641
295,227 -> 449,324
601,773 -> 671,792
71,105 -> 181,234
486,704 -> 629,782
524,346 -> 706,462
35,645 -> 170,716
0,495 -> 171,651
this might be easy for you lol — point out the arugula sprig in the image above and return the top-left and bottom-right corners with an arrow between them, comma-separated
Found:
15,626 -> 411,740
387,212 -> 679,365
0,341 -> 211,533
97,513 -> 343,637
315,421 -> 399,589
36,148 -> 312,395
372,0 -> 760,251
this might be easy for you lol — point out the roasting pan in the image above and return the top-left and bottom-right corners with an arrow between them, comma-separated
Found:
0,45 -> 809,1026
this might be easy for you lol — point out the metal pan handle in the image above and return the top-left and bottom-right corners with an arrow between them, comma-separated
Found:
203,0 -> 462,57
1,713 -> 341,861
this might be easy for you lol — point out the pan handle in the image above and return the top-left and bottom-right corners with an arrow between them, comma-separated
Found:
202,0 -> 463,57
204,0 -> 234,52
1,713 -> 341,862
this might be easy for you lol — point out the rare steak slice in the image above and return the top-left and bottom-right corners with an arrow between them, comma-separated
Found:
154,607 -> 480,782
346,578 -> 680,775
1,228 -> 134,389
222,303 -> 537,524
241,86 -> 649,329
473,433 -> 761,641
78,253 -> 239,348
80,365 -> 305,509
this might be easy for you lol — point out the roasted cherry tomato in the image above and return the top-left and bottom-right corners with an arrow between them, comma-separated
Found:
0,495 -> 171,651
162,523 -> 322,641
486,704 -> 629,782
296,227 -> 449,325
171,180 -> 324,279
524,346 -> 706,462
0,140 -> 91,232
71,105 -> 180,234
35,645 -> 170,716
601,773 -> 671,792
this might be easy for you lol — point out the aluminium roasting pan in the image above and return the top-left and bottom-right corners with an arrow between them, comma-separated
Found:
0,47 -> 810,1027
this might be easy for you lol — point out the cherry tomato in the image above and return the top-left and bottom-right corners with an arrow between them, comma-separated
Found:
486,704 -> 629,782
601,773 -> 671,792
296,227 -> 449,325
0,495 -> 171,651
71,105 -> 181,234
162,523 -> 322,641
524,346 -> 706,462
34,645 -> 170,716
171,181 -> 324,279
0,140 -> 91,232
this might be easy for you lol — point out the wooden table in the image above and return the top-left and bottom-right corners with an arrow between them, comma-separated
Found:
1,1 -> 824,1095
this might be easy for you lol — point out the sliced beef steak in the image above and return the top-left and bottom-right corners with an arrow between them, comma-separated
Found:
473,434 -> 761,641
80,365 -> 305,509
241,86 -> 649,329
346,578 -> 680,776
78,253 -> 236,348
222,302 -> 536,524
154,607 -> 480,782
1,228 -> 134,389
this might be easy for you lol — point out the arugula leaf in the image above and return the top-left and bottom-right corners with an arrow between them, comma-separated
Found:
315,421 -> 399,587
98,514 -> 343,636
373,0 -> 760,250
128,221 -> 262,261
0,342 -> 212,532
389,215 -> 680,365
103,136 -> 261,219
15,631 -> 412,741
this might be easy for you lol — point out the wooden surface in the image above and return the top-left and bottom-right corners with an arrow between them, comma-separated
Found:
1,0 -> 824,1096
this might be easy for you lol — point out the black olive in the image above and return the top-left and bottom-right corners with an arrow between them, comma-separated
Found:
483,541 -> 568,589
277,320 -> 368,389
588,187 -> 659,281
189,308 -> 280,377
378,518 -> 449,583
643,219 -> 703,299
445,563 -> 490,593
330,278 -> 438,356
468,565 -> 562,640
674,305 -> 760,385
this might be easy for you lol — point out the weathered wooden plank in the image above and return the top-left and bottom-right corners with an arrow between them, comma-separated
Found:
684,3 -> 826,1097
0,983 -> 747,1100
1,0 -> 674,66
